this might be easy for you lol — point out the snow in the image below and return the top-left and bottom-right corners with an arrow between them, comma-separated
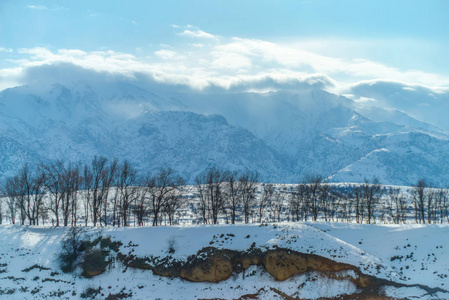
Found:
1,81 -> 449,186
0,223 -> 448,299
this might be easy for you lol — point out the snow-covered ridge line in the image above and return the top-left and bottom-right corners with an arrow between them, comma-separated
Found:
1,81 -> 449,186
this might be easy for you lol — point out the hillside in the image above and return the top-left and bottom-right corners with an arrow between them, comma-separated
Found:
1,81 -> 449,186
0,223 -> 448,299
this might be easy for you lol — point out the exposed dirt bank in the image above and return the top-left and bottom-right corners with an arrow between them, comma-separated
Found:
116,245 -> 447,298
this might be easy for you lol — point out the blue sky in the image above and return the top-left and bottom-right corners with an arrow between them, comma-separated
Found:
0,0 -> 448,94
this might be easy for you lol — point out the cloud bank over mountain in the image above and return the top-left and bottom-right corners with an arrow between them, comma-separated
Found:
347,80 -> 449,131
1,26 -> 447,131
6,39 -> 448,90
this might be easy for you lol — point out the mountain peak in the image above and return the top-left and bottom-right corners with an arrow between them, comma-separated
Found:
0,82 -> 448,186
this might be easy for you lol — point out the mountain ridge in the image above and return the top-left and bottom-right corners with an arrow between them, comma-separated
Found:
0,81 -> 448,186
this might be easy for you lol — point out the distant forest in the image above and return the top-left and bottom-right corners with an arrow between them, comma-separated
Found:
0,157 -> 447,227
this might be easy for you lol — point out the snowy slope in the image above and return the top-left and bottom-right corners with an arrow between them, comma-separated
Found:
0,83 -> 289,182
1,81 -> 449,185
0,223 -> 448,299
330,132 -> 449,186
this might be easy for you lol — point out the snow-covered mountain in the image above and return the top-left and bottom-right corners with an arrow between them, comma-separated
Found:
0,81 -> 448,186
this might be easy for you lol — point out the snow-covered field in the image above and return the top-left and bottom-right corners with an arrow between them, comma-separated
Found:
0,222 -> 448,299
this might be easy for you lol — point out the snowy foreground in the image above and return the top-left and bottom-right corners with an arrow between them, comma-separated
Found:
1,223 -> 449,299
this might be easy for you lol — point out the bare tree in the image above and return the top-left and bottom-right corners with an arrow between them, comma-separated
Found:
258,183 -> 274,223
163,187 -> 185,225
16,164 -> 38,225
435,188 -> 448,223
195,167 -> 226,224
148,168 -> 184,226
2,176 -> 20,224
387,187 -> 403,224
88,157 -> 118,226
100,159 -> 118,226
195,176 -> 209,224
29,170 -> 46,225
326,189 -> 341,222
289,184 -> 309,221
134,182 -> 149,226
426,187 -> 436,224
339,191 -> 352,223
413,179 -> 427,224
115,161 -> 139,227
82,164 -> 93,226
303,175 -> 323,222
239,171 -> 258,224
353,186 -> 363,223
319,183 -> 331,222
225,171 -> 242,224
289,185 -> 301,222
269,187 -> 285,222
40,161 -> 65,226
69,165 -> 81,226
61,163 -> 81,227
90,156 -> 107,227
362,177 -> 382,224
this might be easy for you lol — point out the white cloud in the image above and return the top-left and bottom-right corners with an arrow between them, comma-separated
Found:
1,28 -> 447,97
1,45 -> 335,94
210,52 -> 252,71
159,44 -> 173,49
18,47 -> 54,59
154,49 -> 184,60
0,67 -> 23,91
0,67 -> 23,77
0,47 -> 13,53
57,49 -> 88,57
208,73 -> 335,93
209,38 -> 449,88
27,4 -> 48,10
179,29 -> 218,40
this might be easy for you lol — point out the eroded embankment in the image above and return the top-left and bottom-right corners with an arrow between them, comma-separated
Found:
68,232 -> 449,299
115,245 -> 446,298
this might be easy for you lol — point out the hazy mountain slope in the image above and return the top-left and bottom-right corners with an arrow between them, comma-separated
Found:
330,131 -> 449,186
0,84 -> 289,182
0,81 -> 448,185
0,136 -> 45,176
111,111 -> 290,181
175,88 -> 449,185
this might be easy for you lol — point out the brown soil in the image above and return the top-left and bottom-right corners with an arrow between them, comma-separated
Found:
118,246 -> 446,299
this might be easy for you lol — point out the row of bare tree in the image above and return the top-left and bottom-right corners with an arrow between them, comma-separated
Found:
192,171 -> 448,225
1,159 -> 448,226
195,167 -> 259,224
411,179 -> 449,224
0,157 -> 184,227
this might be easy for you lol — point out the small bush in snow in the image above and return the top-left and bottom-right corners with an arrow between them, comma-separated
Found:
59,227 -> 86,273
82,248 -> 108,278
168,237 -> 176,254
